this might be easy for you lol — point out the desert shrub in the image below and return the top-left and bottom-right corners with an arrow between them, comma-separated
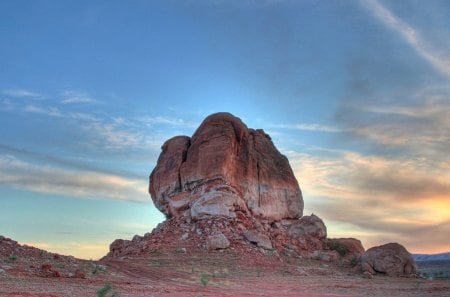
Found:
433,271 -> 450,280
97,283 -> 118,297
92,263 -> 107,275
200,273 -> 209,286
350,255 -> 360,267
327,239 -> 348,257
267,248 -> 277,257
8,255 -> 17,262
151,249 -> 161,256
97,284 -> 112,297
256,267 -> 263,277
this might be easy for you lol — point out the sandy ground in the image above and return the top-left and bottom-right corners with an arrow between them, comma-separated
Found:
1,249 -> 450,297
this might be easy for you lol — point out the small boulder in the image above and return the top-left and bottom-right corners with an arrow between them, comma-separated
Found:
361,242 -> 417,277
288,214 -> 327,250
312,250 -> 339,262
244,230 -> 273,250
206,233 -> 230,250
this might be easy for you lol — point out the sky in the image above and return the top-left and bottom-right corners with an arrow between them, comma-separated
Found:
1,0 -> 449,259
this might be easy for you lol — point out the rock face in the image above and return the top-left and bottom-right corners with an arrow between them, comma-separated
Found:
149,112 -> 303,221
361,243 -> 417,277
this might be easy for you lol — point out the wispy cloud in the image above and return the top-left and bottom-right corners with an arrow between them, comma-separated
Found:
0,155 -> 149,203
0,99 -> 14,111
272,123 -> 342,133
90,122 -> 140,147
363,0 -> 450,77
0,143 -> 144,180
24,104 -> 63,117
60,90 -> 98,104
2,88 -> 42,98
337,84 -> 450,156
138,115 -> 198,129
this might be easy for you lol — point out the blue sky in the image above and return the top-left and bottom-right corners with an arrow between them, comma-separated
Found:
1,0 -> 450,259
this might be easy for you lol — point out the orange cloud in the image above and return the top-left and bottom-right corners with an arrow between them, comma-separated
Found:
286,150 -> 450,253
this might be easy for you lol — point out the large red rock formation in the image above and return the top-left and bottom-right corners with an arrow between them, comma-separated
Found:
105,113 -> 418,279
149,112 -> 303,221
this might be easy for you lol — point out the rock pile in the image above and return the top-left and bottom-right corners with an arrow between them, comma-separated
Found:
0,235 -> 87,278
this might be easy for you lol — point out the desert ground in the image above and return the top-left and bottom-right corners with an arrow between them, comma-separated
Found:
1,243 -> 450,297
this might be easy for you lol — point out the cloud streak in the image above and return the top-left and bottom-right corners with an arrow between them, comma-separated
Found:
24,104 -> 63,117
363,0 -> 450,77
2,88 -> 42,98
0,155 -> 149,203
271,123 -> 343,133
60,90 -> 98,104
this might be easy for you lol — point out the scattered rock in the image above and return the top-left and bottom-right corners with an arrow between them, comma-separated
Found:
180,233 -> 189,240
206,233 -> 230,250
361,242 -> 417,277
74,269 -> 86,279
313,250 -> 339,262
40,263 -> 60,278
363,271 -> 374,279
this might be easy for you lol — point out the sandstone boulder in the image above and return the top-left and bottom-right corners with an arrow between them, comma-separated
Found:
287,214 -> 327,250
361,242 -> 417,277
149,112 -> 303,221
244,230 -> 273,250
206,233 -> 230,250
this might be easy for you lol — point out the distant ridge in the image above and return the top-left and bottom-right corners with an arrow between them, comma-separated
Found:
413,252 -> 450,262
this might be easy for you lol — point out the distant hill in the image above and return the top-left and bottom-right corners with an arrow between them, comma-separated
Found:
413,252 -> 450,262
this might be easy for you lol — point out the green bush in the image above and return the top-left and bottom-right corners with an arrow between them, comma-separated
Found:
97,284 -> 118,297
327,239 -> 348,257
350,255 -> 360,267
8,255 -> 17,262
97,284 -> 112,297
200,273 -> 209,286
